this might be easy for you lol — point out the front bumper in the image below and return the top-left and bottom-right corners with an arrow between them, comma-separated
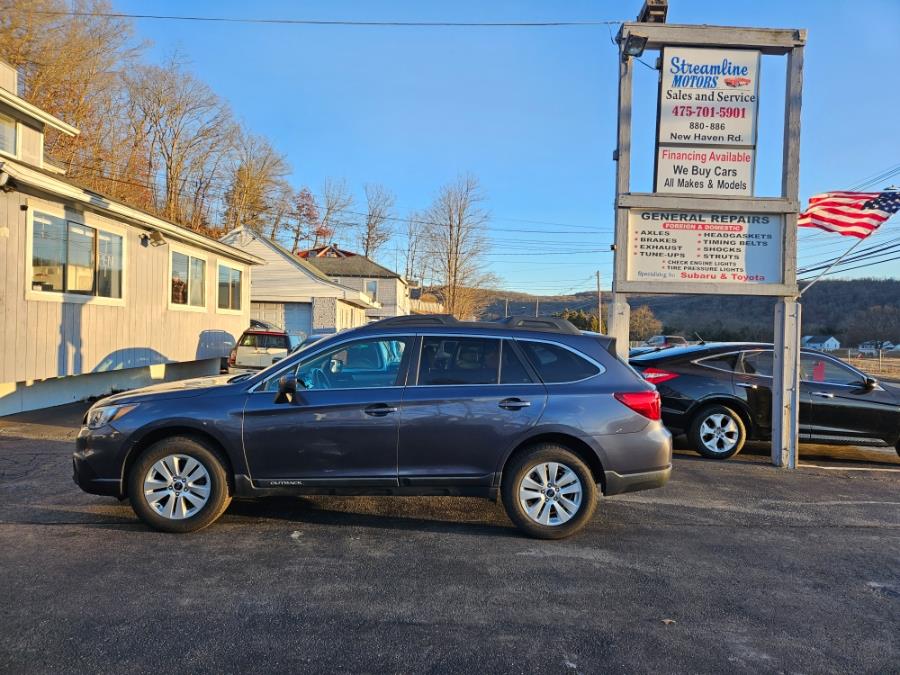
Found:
73,425 -> 126,497
603,465 -> 671,496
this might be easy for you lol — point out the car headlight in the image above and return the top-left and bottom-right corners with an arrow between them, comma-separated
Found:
85,404 -> 139,430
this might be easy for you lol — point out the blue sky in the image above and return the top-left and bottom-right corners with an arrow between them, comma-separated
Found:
116,0 -> 900,294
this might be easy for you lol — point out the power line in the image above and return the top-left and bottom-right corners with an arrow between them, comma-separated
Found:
25,10 -> 624,28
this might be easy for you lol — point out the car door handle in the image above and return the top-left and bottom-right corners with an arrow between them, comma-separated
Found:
364,404 -> 398,416
736,382 -> 758,390
812,392 -> 835,398
499,398 -> 531,410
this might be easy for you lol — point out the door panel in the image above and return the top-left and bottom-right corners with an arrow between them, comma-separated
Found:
736,350 -> 812,440
241,335 -> 413,485
398,337 -> 547,484
399,385 -> 547,483
242,388 -> 402,484
800,354 -> 900,445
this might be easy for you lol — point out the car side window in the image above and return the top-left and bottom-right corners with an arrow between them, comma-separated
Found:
500,340 -> 535,384
239,333 -> 258,348
800,354 -> 860,385
517,340 -> 600,383
740,351 -> 774,377
418,337 -> 500,385
697,353 -> 739,372
263,337 -> 410,391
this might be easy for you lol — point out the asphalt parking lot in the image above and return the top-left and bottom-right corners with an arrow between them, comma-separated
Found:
1,403 -> 898,674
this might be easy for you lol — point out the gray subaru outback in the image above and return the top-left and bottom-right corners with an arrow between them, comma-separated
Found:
74,315 -> 672,539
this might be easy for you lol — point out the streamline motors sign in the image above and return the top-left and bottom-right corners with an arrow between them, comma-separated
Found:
655,47 -> 760,197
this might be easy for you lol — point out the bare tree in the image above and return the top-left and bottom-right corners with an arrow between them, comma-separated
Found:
222,130 -> 290,231
403,211 -> 424,282
266,183 -> 295,242
287,187 -> 320,253
423,175 -> 496,319
0,0 -> 147,202
315,178 -> 353,247
358,183 -> 394,258
126,58 -> 237,224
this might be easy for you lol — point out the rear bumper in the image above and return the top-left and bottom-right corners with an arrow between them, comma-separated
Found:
603,464 -> 671,496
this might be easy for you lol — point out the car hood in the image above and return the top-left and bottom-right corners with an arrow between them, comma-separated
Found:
96,375 -> 239,406
880,380 -> 900,401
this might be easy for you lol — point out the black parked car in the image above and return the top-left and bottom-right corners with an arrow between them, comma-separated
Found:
630,342 -> 900,459
74,315 -> 672,539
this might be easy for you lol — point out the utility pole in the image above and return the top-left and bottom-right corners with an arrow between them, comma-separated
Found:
596,271 -> 603,332
504,297 -> 509,317
535,298 -> 540,317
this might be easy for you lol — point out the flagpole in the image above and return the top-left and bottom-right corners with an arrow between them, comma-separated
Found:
799,234 -> 869,296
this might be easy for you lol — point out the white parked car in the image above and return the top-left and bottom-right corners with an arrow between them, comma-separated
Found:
229,327 -> 299,370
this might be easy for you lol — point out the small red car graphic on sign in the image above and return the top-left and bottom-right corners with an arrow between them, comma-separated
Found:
724,76 -> 752,88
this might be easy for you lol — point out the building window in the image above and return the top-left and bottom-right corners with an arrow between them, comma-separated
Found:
217,264 -> 242,311
31,211 -> 123,298
0,113 -> 15,156
366,279 -> 378,302
171,251 -> 206,307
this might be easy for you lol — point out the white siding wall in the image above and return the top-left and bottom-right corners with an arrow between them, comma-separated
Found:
331,276 -> 409,319
0,189 -> 251,412
18,123 -> 42,167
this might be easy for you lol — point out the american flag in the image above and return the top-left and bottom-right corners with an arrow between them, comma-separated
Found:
798,190 -> 900,238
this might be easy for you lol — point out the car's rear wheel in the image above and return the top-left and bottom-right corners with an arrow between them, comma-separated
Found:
501,444 -> 597,539
127,437 -> 231,533
689,404 -> 746,459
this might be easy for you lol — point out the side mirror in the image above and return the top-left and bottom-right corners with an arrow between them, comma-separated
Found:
863,376 -> 878,390
274,374 -> 297,404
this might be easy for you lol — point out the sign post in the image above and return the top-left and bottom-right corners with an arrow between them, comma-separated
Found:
611,22 -> 806,468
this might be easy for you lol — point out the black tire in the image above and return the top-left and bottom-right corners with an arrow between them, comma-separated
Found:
127,436 -> 232,533
689,404 -> 747,460
501,444 -> 598,540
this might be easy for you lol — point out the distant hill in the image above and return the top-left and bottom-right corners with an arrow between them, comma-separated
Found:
482,279 -> 900,343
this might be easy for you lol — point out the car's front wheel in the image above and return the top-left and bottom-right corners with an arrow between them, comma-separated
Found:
502,444 -> 598,539
689,404 -> 747,459
127,436 -> 232,533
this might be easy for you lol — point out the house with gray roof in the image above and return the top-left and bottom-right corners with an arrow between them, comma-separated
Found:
298,244 -> 410,320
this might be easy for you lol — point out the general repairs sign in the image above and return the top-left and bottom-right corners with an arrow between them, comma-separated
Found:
626,209 -> 782,284
658,47 -> 760,145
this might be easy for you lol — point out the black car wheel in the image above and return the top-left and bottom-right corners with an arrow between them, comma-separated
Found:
128,436 -> 232,533
502,444 -> 598,539
689,404 -> 747,459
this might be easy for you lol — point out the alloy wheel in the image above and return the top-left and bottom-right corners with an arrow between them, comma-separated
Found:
143,454 -> 211,520
699,413 -> 740,455
518,461 -> 583,526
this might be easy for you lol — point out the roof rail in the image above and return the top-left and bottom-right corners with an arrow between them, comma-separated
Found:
363,313 -> 581,335
500,316 -> 581,335
370,314 -> 460,328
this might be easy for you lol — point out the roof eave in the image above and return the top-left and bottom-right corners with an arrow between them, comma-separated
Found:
4,159 -> 262,265
0,89 -> 79,137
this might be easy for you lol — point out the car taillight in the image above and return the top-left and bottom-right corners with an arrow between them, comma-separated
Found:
614,391 -> 661,421
640,367 -> 679,384
228,349 -> 236,366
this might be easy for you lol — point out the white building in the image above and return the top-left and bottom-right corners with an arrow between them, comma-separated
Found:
220,229 -> 377,337
0,61 -> 260,415
802,335 -> 841,352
